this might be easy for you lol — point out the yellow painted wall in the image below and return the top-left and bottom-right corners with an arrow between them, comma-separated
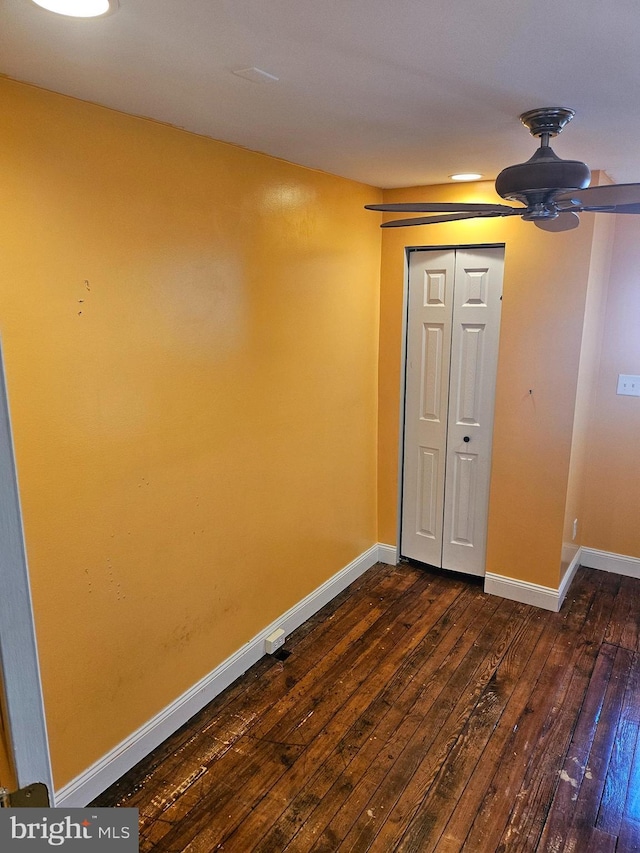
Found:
378,181 -> 597,588
582,215 -> 640,558
561,194 -> 615,577
0,78 -> 381,788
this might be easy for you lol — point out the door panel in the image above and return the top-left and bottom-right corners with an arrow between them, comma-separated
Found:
449,450 -> 478,546
401,251 -> 455,567
420,324 -> 445,421
442,249 -> 503,574
417,447 -> 440,537
456,325 -> 484,424
402,247 -> 503,576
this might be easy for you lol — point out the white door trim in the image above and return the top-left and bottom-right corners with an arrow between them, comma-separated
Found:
0,340 -> 53,797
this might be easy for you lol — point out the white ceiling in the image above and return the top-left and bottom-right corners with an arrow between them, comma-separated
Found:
3,0 -> 640,188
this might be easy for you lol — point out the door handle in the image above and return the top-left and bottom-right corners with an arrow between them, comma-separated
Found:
463,436 -> 471,442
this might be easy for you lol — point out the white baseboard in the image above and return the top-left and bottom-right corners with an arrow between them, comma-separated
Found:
55,543 -> 391,807
377,543 -> 398,565
557,547 -> 582,610
580,547 -> 640,578
484,572 -> 564,612
484,547 -> 581,613
485,545 -> 640,613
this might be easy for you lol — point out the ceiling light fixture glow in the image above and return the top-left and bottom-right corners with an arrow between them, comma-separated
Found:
31,0 -> 116,17
450,173 -> 483,181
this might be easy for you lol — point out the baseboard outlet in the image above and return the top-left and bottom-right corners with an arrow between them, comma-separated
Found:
580,547 -> 640,579
55,543 -> 390,807
484,572 -> 564,612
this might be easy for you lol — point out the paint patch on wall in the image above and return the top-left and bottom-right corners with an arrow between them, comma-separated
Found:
157,252 -> 247,359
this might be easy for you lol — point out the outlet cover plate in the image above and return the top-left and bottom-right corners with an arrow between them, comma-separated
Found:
617,374 -> 640,397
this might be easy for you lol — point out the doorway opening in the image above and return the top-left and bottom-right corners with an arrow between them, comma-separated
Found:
400,245 -> 504,577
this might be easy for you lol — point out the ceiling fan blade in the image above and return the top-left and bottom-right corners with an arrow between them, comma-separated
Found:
365,202 -> 519,214
534,212 -> 580,232
556,183 -> 640,209
380,210 -> 521,228
577,203 -> 640,215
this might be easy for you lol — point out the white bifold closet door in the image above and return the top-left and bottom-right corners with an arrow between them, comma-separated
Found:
401,247 -> 504,577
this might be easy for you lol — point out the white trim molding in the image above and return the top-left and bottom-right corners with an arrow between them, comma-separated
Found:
56,543 -> 394,807
580,547 -> 640,579
0,341 -> 54,799
485,547 -> 580,613
485,546 -> 640,613
377,543 -> 399,565
484,572 -> 565,612
558,548 -> 583,608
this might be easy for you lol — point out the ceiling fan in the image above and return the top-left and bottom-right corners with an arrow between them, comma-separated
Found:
366,107 -> 640,232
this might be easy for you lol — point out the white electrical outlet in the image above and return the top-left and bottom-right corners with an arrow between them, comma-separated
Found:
265,628 -> 286,654
617,374 -> 640,397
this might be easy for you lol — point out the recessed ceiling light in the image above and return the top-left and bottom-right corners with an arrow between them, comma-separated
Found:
31,0 -> 117,17
449,173 -> 483,182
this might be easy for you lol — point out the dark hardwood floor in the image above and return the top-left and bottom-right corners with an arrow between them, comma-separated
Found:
94,562 -> 640,852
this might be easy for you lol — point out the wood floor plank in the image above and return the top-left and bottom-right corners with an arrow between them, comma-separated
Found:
316,601 -> 528,853
604,575 -> 640,652
465,566 -> 618,853
495,578 -> 622,853
140,569 -> 444,851
391,608 -> 546,853
92,564 -> 640,853
560,645 -> 633,852
220,578 -> 479,853
597,650 -> 640,835
463,573 -> 597,851
586,827 -> 617,853
250,585 -> 497,853
294,598 -> 513,853
620,674 -> 640,850
430,609 -> 559,853
176,572 -> 464,852
618,815 -> 640,853
536,641 -> 618,852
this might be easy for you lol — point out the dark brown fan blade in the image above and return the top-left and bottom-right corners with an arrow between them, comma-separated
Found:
534,212 -> 580,232
380,209 -> 521,228
577,203 -> 640,215
556,183 -> 640,209
365,202 -> 520,213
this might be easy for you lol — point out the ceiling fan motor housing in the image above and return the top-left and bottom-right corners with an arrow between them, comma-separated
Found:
495,146 -> 591,216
